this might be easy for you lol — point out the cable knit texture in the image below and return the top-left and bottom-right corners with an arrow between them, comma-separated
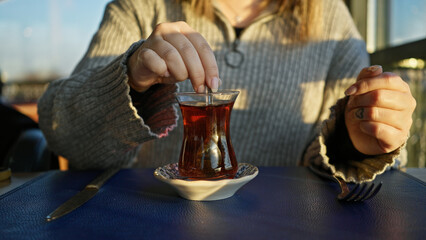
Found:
38,0 -> 404,182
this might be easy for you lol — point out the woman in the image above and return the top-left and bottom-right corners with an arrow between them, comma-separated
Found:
38,0 -> 416,182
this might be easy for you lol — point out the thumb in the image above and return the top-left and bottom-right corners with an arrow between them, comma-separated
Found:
356,65 -> 383,81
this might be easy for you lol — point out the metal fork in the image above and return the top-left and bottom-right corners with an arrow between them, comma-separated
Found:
308,165 -> 382,202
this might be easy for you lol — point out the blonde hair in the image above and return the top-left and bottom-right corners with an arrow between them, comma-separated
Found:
176,0 -> 321,41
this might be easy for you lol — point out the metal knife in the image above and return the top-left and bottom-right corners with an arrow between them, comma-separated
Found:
45,168 -> 120,222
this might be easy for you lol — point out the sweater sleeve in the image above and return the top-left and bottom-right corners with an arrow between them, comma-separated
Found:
37,1 -> 178,169
302,0 -> 406,183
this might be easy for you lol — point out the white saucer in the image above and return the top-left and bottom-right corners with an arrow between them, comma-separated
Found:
154,163 -> 258,201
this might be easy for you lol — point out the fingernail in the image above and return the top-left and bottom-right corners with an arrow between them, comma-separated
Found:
367,65 -> 382,72
345,85 -> 357,96
211,77 -> 219,92
197,85 -> 205,93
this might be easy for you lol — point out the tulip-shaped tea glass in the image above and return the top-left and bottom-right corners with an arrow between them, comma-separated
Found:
175,90 -> 239,180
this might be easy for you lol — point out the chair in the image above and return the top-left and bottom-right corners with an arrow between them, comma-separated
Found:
5,128 -> 58,172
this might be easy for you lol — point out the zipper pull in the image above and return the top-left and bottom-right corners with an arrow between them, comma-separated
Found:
225,39 -> 244,68
232,39 -> 240,50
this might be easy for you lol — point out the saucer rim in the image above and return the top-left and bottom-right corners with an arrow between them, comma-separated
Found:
153,163 -> 259,201
153,163 -> 259,186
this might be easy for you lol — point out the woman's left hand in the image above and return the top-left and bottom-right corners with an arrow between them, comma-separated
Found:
344,65 -> 416,155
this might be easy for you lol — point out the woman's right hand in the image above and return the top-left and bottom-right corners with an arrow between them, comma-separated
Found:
127,21 -> 220,93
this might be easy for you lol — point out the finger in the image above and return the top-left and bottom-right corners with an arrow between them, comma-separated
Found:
359,121 -> 406,153
128,47 -> 170,92
138,48 -> 169,77
346,72 -> 410,96
162,31 -> 206,93
346,89 -> 409,111
356,65 -> 383,81
179,23 -> 220,91
345,65 -> 382,95
149,33 -> 189,82
348,107 -> 410,131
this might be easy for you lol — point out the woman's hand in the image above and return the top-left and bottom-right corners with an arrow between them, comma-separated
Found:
344,65 -> 416,155
128,21 -> 220,93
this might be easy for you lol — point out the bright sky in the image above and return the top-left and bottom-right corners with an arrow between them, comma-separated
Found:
389,0 -> 426,46
0,0 -> 110,81
0,0 -> 425,82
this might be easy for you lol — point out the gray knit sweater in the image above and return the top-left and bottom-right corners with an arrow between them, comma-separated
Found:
38,0 -> 403,182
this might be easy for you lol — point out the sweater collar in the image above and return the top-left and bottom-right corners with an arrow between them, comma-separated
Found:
212,1 -> 279,42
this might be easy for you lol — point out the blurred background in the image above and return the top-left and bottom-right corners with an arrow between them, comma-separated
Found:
346,0 -> 426,168
0,0 -> 425,168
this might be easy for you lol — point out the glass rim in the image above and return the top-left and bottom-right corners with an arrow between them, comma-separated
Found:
174,90 -> 240,97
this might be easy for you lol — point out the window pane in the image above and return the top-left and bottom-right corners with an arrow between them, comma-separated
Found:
0,0 -> 110,82
389,0 -> 426,46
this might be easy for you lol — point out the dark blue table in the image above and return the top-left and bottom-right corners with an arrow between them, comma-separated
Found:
1,167 -> 425,240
